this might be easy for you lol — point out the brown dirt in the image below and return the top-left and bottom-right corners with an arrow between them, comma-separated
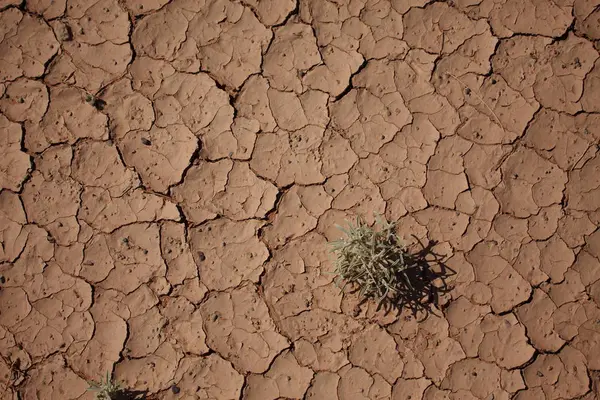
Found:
1,0 -> 600,399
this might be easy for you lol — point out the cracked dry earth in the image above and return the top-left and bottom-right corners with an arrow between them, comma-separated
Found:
3,0 -> 600,399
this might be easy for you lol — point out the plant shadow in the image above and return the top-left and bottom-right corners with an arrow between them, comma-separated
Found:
112,389 -> 150,400
352,237 -> 455,319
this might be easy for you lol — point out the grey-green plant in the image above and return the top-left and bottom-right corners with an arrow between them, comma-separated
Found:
87,372 -> 122,400
329,216 -> 423,311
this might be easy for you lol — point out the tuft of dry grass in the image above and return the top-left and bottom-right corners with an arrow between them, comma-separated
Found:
87,372 -> 122,400
330,216 -> 453,314
329,216 -> 418,309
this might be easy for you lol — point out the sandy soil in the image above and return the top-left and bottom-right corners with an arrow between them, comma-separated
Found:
1,0 -> 600,398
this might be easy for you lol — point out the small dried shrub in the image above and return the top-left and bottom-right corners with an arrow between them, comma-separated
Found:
88,372 -> 122,400
330,216 -> 449,313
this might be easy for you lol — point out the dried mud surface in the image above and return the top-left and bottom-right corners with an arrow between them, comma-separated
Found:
1,0 -> 600,399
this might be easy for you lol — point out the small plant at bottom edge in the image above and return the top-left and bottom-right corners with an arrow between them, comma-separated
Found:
87,372 -> 122,400
329,215 -> 433,313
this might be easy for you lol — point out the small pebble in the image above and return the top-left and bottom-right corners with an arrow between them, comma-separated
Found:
94,99 -> 106,110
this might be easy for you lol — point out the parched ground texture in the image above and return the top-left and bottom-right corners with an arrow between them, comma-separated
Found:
1,0 -> 600,398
